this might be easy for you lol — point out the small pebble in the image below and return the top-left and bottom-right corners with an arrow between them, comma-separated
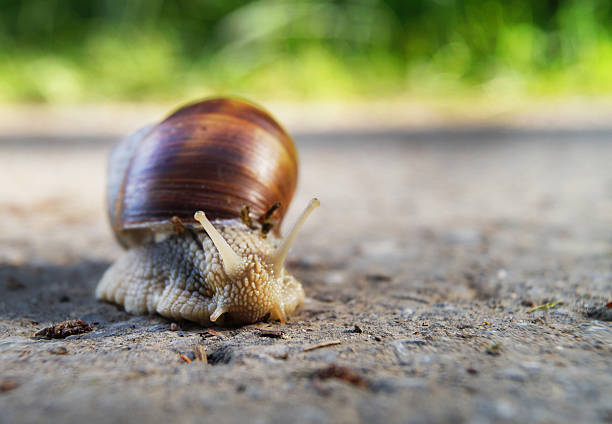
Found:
258,329 -> 285,338
49,346 -> 68,355
0,381 -> 19,392
365,273 -> 392,283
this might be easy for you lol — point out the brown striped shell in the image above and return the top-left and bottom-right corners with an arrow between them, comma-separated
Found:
108,98 -> 298,246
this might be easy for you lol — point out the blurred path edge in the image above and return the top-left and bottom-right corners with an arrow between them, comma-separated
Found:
2,99 -> 612,142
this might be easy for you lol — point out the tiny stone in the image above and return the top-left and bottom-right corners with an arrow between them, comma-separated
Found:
314,293 -> 334,303
49,346 -> 68,355
170,323 -> 179,331
323,271 -> 344,285
496,269 -> 508,279
486,343 -> 502,356
365,273 -> 392,283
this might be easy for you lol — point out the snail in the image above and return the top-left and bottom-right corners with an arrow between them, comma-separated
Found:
96,97 -> 319,325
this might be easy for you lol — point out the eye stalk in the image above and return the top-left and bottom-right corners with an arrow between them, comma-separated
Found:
270,198 -> 320,276
194,211 -> 244,278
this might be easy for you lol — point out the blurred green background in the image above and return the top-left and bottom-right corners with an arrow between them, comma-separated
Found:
1,0 -> 611,103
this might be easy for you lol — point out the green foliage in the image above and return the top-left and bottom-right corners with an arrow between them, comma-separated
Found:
0,0 -> 611,102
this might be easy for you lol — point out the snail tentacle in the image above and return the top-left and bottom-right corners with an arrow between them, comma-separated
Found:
270,198 -> 320,276
194,211 -> 244,279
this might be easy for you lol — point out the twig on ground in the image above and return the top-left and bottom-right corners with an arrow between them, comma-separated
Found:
303,340 -> 341,352
193,345 -> 207,363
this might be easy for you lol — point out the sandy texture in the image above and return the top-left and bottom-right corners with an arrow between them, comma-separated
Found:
0,114 -> 611,424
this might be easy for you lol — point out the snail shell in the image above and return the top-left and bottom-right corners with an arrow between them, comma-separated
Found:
108,97 -> 298,246
96,98 -> 318,325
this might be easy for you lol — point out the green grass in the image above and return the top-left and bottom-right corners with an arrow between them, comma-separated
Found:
0,0 -> 611,103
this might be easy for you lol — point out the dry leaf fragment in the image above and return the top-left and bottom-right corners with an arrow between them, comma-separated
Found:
35,320 -> 93,339
313,364 -> 367,388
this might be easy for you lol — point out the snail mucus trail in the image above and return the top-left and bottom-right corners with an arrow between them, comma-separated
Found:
96,98 -> 319,325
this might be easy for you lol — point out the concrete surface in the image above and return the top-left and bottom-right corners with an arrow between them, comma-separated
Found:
0,110 -> 611,424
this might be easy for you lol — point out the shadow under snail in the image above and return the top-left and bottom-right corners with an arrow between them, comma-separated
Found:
96,97 -> 319,325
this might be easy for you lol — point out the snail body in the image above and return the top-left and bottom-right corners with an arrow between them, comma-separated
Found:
96,98 -> 318,325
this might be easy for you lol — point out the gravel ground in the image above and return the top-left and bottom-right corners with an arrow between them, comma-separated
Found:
0,112 -> 611,424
